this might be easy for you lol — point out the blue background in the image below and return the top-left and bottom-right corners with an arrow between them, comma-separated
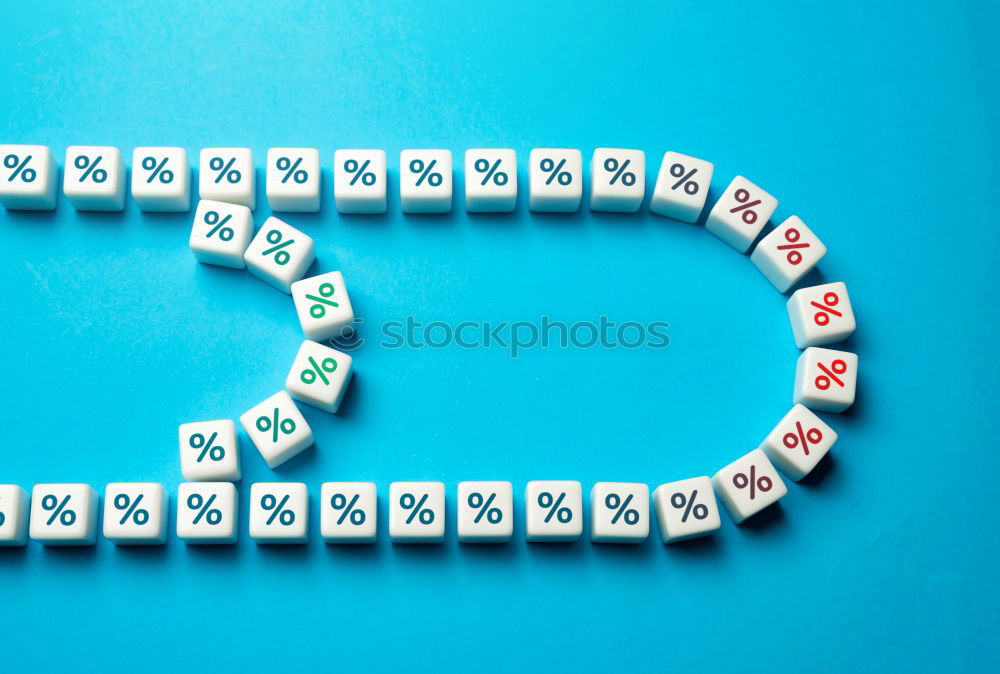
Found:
1,1 -> 997,671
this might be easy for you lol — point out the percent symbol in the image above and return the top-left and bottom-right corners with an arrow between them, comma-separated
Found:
142,156 -> 173,184
604,158 -> 636,186
4,154 -> 36,182
729,188 -> 760,224
114,493 -> 149,525
777,228 -> 810,265
344,159 -> 376,186
306,283 -> 339,318
300,355 -> 338,385
400,493 -> 435,524
255,407 -> 296,442
261,493 -> 295,525
262,229 -> 293,265
276,156 -> 308,184
409,159 -> 442,187
189,432 -> 225,462
605,493 -> 639,525
331,493 -> 366,525
539,157 -> 572,185
209,156 -> 240,184
732,465 -> 772,500
537,491 -> 572,523
783,421 -> 823,456
669,163 -> 699,194
41,494 -> 76,526
74,155 -> 107,183
188,493 -> 222,525
811,292 -> 842,326
203,210 -> 234,241
815,359 -> 848,390
474,158 -> 508,186
671,490 -> 708,521
467,492 -> 503,524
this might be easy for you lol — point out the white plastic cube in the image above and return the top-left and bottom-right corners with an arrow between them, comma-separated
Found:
290,271 -> 356,341
199,147 -> 255,209
589,148 -> 645,213
712,449 -> 788,524
760,404 -> 837,481
464,149 -> 517,213
787,282 -> 856,348
0,145 -> 58,210
652,477 -> 721,543
457,481 -> 513,543
590,482 -> 649,543
649,151 -> 714,222
794,347 -> 858,413
400,149 -> 452,213
529,149 -> 582,213
285,340 -> 353,413
131,147 -> 190,212
525,480 -> 583,542
249,482 -> 308,543
706,176 -> 777,252
63,146 -> 125,211
240,391 -> 314,468
333,149 -> 386,214
29,483 -> 99,546
389,481 -> 445,543
243,216 -> 315,293
189,199 -> 253,269
266,148 -> 320,212
321,482 -> 377,543
751,216 -> 827,292
0,484 -> 29,546
176,482 -> 238,544
102,483 -> 168,545
178,419 -> 242,482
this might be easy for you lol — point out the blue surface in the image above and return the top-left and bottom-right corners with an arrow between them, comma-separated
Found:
1,1 -> 997,671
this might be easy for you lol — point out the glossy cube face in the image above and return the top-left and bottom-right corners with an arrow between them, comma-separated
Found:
249,482 -> 309,544
706,176 -> 777,252
751,216 -> 827,292
239,391 -> 314,468
176,482 -> 238,544
787,282 -> 856,348
199,147 -> 255,209
243,216 -> 316,293
589,148 -> 645,213
759,404 -> 837,481
794,347 -> 858,413
333,149 -> 387,214
528,149 -> 582,212
64,146 -> 125,211
291,271 -> 356,342
178,419 -> 242,482
652,477 -> 721,543
712,449 -> 787,523
389,482 -> 445,543
266,148 -> 320,212
102,483 -> 168,545
464,149 -> 517,213
649,151 -> 714,223
285,340 -> 354,414
189,199 -> 254,269
457,481 -> 514,542
0,144 -> 58,210
29,484 -> 99,545
0,484 -> 30,546
590,482 -> 649,543
131,147 -> 190,212
400,149 -> 453,213
321,482 -> 377,543
525,480 -> 583,542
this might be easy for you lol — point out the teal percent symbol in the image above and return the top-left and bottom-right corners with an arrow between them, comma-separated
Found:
41,494 -> 76,526
409,159 -> 442,187
256,407 -> 296,443
400,493 -> 435,524
603,158 -> 636,186
331,493 -> 366,525
537,491 -> 572,523
306,283 -> 339,318
208,156 -> 241,184
605,493 -> 639,525
276,156 -> 308,184
4,153 -> 36,182
262,229 -> 293,265
539,157 -> 572,185
344,158 -> 376,185
187,493 -> 222,525
467,491 -> 503,523
114,493 -> 149,525
203,210 -> 234,241
188,431 -> 225,462
74,154 -> 107,183
142,156 -> 174,183
260,493 -> 295,525
474,158 -> 508,186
